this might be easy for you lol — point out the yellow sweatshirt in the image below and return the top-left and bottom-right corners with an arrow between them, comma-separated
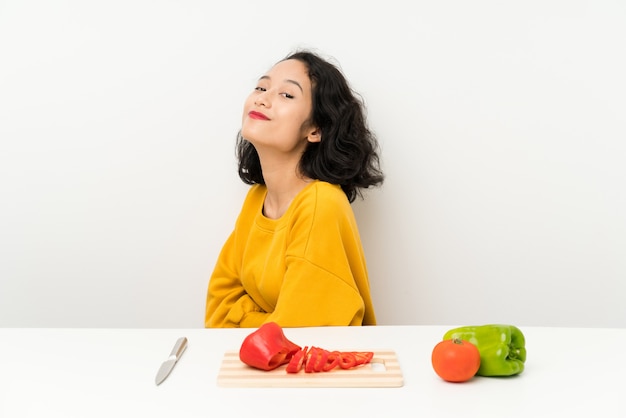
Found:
205,180 -> 376,328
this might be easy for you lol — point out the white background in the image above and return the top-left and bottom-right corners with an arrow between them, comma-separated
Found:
1,0 -> 624,328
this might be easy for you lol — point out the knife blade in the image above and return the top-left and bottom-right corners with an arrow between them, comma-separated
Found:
155,337 -> 188,385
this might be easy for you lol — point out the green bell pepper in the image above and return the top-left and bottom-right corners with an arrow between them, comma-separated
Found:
443,324 -> 526,377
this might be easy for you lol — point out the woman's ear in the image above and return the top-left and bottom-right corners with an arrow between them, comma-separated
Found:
306,127 -> 322,143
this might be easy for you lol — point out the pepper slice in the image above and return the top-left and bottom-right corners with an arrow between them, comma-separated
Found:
286,346 -> 309,373
350,351 -> 374,366
305,347 -> 321,373
239,322 -> 301,371
443,324 -> 526,376
314,348 -> 330,372
322,351 -> 341,371
338,352 -> 357,369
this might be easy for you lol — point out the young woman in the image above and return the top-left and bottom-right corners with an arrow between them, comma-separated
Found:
205,50 -> 384,328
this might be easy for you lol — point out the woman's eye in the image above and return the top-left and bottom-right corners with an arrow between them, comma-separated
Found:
255,86 -> 266,92
281,93 -> 294,99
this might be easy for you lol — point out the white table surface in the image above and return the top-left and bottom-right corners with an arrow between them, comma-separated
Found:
1,325 -> 623,417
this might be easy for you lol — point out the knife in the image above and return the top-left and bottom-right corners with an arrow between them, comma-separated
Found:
155,337 -> 188,385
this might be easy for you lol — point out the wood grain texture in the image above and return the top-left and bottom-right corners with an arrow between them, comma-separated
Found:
217,350 -> 404,388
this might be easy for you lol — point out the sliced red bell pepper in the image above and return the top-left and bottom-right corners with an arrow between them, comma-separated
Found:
239,322 -> 301,371
322,351 -> 341,371
239,323 -> 375,373
315,349 -> 330,372
338,352 -> 357,369
351,351 -> 374,366
286,346 -> 309,373
305,346 -> 321,373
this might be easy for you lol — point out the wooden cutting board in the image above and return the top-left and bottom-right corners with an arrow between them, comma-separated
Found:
217,350 -> 404,388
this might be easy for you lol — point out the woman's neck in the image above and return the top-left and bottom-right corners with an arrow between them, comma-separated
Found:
261,162 -> 312,220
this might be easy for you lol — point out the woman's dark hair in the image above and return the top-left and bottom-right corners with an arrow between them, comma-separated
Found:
236,50 -> 384,203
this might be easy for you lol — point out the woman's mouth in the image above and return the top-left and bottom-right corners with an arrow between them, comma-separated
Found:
248,111 -> 269,120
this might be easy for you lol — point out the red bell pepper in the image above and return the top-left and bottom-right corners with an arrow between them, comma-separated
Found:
240,322 -> 375,374
239,322 -> 301,371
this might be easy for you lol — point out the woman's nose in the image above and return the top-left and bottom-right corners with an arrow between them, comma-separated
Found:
254,91 -> 270,108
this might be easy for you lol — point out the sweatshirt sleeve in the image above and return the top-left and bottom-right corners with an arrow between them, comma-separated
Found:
204,231 -> 264,328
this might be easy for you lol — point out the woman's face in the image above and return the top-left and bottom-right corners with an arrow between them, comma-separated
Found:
241,59 -> 319,154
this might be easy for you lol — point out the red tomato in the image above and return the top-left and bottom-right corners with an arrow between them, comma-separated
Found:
431,338 -> 481,382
